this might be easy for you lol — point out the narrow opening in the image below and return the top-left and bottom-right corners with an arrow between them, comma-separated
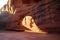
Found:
22,16 -> 47,33
0,0 -> 8,9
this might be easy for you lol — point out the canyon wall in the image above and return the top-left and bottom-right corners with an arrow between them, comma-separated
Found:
1,0 -> 60,32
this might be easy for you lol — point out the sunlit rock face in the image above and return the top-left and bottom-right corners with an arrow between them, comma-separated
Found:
6,0 -> 60,32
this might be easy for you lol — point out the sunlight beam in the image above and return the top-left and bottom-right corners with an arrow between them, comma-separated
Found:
0,0 -> 8,9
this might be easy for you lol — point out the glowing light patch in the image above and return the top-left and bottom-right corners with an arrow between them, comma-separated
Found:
22,16 -> 47,33
0,0 -> 8,9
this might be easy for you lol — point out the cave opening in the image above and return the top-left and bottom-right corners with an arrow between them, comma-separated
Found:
22,16 -> 47,33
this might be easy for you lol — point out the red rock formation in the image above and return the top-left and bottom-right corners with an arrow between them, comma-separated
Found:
1,0 -> 60,33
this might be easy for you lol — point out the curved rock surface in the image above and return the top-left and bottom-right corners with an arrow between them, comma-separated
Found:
0,0 -> 60,32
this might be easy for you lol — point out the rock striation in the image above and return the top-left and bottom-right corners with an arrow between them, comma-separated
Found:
1,0 -> 60,33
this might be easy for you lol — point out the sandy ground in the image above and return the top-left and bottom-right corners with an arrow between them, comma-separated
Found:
0,31 -> 60,40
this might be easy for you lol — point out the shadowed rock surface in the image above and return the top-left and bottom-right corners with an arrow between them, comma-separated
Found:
0,31 -> 60,40
0,11 -> 12,30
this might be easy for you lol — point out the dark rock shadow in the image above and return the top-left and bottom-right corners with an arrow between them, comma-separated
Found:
0,11 -> 12,30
